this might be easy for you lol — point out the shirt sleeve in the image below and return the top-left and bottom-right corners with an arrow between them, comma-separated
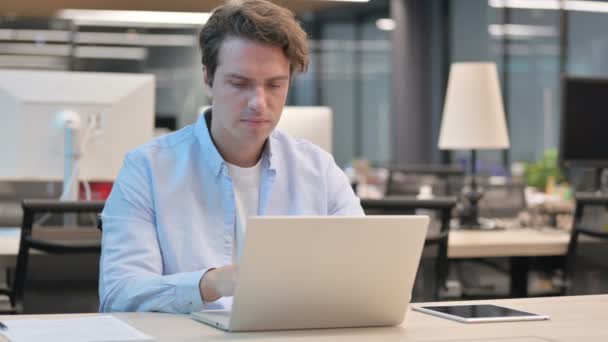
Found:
99,151 -> 213,313
325,156 -> 365,216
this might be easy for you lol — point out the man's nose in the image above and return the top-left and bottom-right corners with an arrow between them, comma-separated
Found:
248,86 -> 267,113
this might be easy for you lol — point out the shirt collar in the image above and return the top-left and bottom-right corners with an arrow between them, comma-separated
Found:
263,132 -> 278,173
194,109 -> 223,177
195,108 -> 277,177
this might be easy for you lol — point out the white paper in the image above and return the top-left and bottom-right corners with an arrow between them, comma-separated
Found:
1,315 -> 153,342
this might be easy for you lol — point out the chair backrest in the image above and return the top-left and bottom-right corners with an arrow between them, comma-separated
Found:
384,164 -> 465,197
13,199 -> 105,314
564,193 -> 608,295
0,180 -> 63,227
477,180 -> 527,218
361,196 -> 457,301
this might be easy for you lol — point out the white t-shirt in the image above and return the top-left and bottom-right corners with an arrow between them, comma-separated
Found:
226,160 -> 262,262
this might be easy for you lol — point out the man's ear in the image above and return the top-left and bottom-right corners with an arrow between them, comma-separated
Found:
203,66 -> 212,87
202,67 -> 213,98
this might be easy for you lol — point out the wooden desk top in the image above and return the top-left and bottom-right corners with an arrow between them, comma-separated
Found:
1,295 -> 606,341
448,227 -> 573,258
0,226 -> 591,260
0,228 -> 19,263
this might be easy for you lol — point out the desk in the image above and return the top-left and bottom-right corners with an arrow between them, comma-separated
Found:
0,228 -> 19,269
0,295 -> 606,341
0,226 -> 600,298
0,226 -> 583,298
448,227 -> 571,259
448,227 -> 605,297
0,226 -> 573,259
0,227 -> 100,266
0,227 -> 100,254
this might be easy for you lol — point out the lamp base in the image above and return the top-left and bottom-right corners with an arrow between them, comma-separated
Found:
453,217 -> 498,230
454,173 -> 501,230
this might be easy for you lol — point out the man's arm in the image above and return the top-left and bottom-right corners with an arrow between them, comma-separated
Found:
326,157 -> 365,216
99,151 -> 218,313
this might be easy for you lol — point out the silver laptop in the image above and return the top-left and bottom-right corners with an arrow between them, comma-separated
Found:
191,215 -> 429,332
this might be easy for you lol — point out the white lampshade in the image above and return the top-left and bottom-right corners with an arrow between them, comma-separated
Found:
438,62 -> 510,150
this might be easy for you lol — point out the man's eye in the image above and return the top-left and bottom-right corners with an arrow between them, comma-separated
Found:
267,84 -> 282,89
230,82 -> 247,88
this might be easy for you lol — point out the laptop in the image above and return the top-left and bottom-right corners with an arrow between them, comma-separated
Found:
191,215 -> 429,332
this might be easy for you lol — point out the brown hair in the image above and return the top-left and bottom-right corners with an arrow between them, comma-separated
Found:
199,0 -> 309,85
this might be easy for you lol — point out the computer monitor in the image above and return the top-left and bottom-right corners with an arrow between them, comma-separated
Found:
560,76 -> 608,167
276,106 -> 333,154
198,105 -> 333,154
0,70 -> 155,196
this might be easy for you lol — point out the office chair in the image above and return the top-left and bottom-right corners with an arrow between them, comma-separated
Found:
478,180 -> 527,220
0,180 -> 65,227
561,193 -> 608,295
384,164 -> 465,197
452,179 -> 528,299
0,199 -> 105,314
361,196 -> 457,301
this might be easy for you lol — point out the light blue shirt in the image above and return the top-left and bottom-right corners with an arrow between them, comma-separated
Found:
99,111 -> 364,313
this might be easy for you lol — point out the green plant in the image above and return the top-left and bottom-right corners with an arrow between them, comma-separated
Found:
523,149 -> 564,191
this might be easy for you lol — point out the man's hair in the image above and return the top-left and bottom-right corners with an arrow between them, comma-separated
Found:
199,0 -> 309,86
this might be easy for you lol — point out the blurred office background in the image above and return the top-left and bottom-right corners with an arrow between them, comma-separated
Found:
1,0 -> 608,313
2,0 -> 608,169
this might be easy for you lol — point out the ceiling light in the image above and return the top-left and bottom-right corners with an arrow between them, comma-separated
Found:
74,46 -> 147,60
489,0 -> 608,13
376,18 -> 395,31
489,0 -> 560,10
75,32 -> 196,47
565,1 -> 608,13
0,29 -> 71,42
57,9 -> 210,27
488,24 -> 557,37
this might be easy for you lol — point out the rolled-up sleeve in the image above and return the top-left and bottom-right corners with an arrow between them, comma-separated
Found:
99,151 -> 210,313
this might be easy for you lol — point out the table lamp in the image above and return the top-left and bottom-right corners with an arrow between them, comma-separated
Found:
438,62 -> 510,228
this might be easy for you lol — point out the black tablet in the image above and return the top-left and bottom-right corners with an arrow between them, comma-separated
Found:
413,304 -> 550,323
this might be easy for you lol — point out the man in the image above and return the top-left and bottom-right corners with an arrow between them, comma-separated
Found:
99,0 -> 364,314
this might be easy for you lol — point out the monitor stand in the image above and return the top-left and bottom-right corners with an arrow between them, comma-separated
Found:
58,111 -> 82,226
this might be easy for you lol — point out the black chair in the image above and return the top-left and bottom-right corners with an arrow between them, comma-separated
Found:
384,164 -> 465,197
562,193 -> 608,295
361,196 -> 457,301
478,180 -> 527,219
0,199 -> 105,314
450,179 -> 528,299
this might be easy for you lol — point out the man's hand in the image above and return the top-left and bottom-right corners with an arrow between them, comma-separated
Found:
199,265 -> 239,303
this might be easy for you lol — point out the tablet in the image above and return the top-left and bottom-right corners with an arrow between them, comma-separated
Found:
413,304 -> 550,323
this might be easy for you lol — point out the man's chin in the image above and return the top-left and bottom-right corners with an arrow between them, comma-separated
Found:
237,127 -> 271,143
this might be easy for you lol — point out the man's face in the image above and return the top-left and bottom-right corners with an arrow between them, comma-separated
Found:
205,37 -> 291,149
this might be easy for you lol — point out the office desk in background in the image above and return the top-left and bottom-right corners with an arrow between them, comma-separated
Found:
0,226 -> 573,259
449,227 -> 574,298
449,227 -> 607,297
0,228 -> 19,269
0,226 -> 600,298
0,295 -> 605,341
449,227 -> 572,258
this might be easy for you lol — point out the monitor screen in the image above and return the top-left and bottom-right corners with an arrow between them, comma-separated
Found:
276,106 -> 333,154
560,77 -> 608,166
0,70 -> 155,181
197,106 -> 333,154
